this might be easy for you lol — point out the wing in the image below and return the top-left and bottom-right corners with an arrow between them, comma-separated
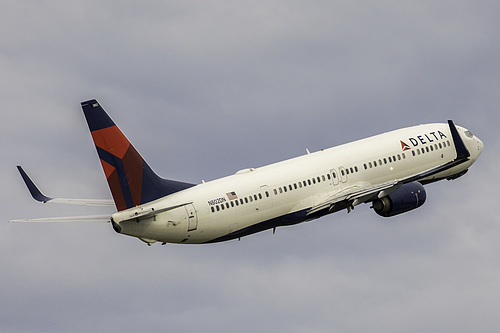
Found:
9,214 -> 111,223
308,120 -> 471,216
307,180 -> 400,215
17,166 -> 114,206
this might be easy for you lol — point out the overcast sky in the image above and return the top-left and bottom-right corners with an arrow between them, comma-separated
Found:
1,1 -> 499,332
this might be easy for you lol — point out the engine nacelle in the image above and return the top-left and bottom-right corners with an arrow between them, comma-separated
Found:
372,182 -> 426,217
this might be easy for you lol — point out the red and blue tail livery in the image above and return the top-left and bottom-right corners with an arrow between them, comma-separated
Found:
81,100 -> 194,211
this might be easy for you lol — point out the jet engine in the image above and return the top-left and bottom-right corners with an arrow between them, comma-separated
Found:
372,182 -> 426,217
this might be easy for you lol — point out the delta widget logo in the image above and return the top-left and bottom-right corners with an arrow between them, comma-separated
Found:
400,141 -> 411,151
400,130 -> 447,151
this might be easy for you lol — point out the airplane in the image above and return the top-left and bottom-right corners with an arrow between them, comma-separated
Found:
12,99 -> 484,245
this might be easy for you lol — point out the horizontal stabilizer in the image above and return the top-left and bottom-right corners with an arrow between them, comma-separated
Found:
9,214 -> 111,223
17,166 -> 114,206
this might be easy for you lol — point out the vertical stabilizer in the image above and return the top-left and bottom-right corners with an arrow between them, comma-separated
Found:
81,99 -> 194,211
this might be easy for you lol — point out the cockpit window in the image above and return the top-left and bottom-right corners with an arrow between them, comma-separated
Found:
464,130 -> 474,138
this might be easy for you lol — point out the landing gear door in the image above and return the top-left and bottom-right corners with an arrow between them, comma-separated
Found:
186,204 -> 198,231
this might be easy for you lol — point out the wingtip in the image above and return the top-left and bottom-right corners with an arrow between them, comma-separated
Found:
17,166 -> 53,203
447,119 -> 470,160
81,99 -> 98,106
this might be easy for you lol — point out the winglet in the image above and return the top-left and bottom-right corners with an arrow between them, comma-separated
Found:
448,120 -> 470,160
16,166 -> 53,203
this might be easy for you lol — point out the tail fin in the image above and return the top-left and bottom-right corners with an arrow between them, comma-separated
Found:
81,99 -> 194,211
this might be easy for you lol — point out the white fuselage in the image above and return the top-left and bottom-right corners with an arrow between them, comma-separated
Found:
112,123 -> 483,244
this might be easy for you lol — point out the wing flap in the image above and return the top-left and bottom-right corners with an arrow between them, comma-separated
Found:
307,181 -> 399,215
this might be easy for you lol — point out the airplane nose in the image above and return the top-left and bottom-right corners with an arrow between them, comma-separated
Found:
476,137 -> 484,155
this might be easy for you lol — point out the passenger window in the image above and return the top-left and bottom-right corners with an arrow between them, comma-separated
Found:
265,191 -> 269,197
308,180 -> 312,185
221,204 -> 225,210
211,207 -> 215,213
230,201 -> 234,207
245,197 -> 249,203
289,185 -> 293,191
216,206 -> 220,211
383,158 -> 387,164
388,157 -> 392,163
226,203 -> 230,209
